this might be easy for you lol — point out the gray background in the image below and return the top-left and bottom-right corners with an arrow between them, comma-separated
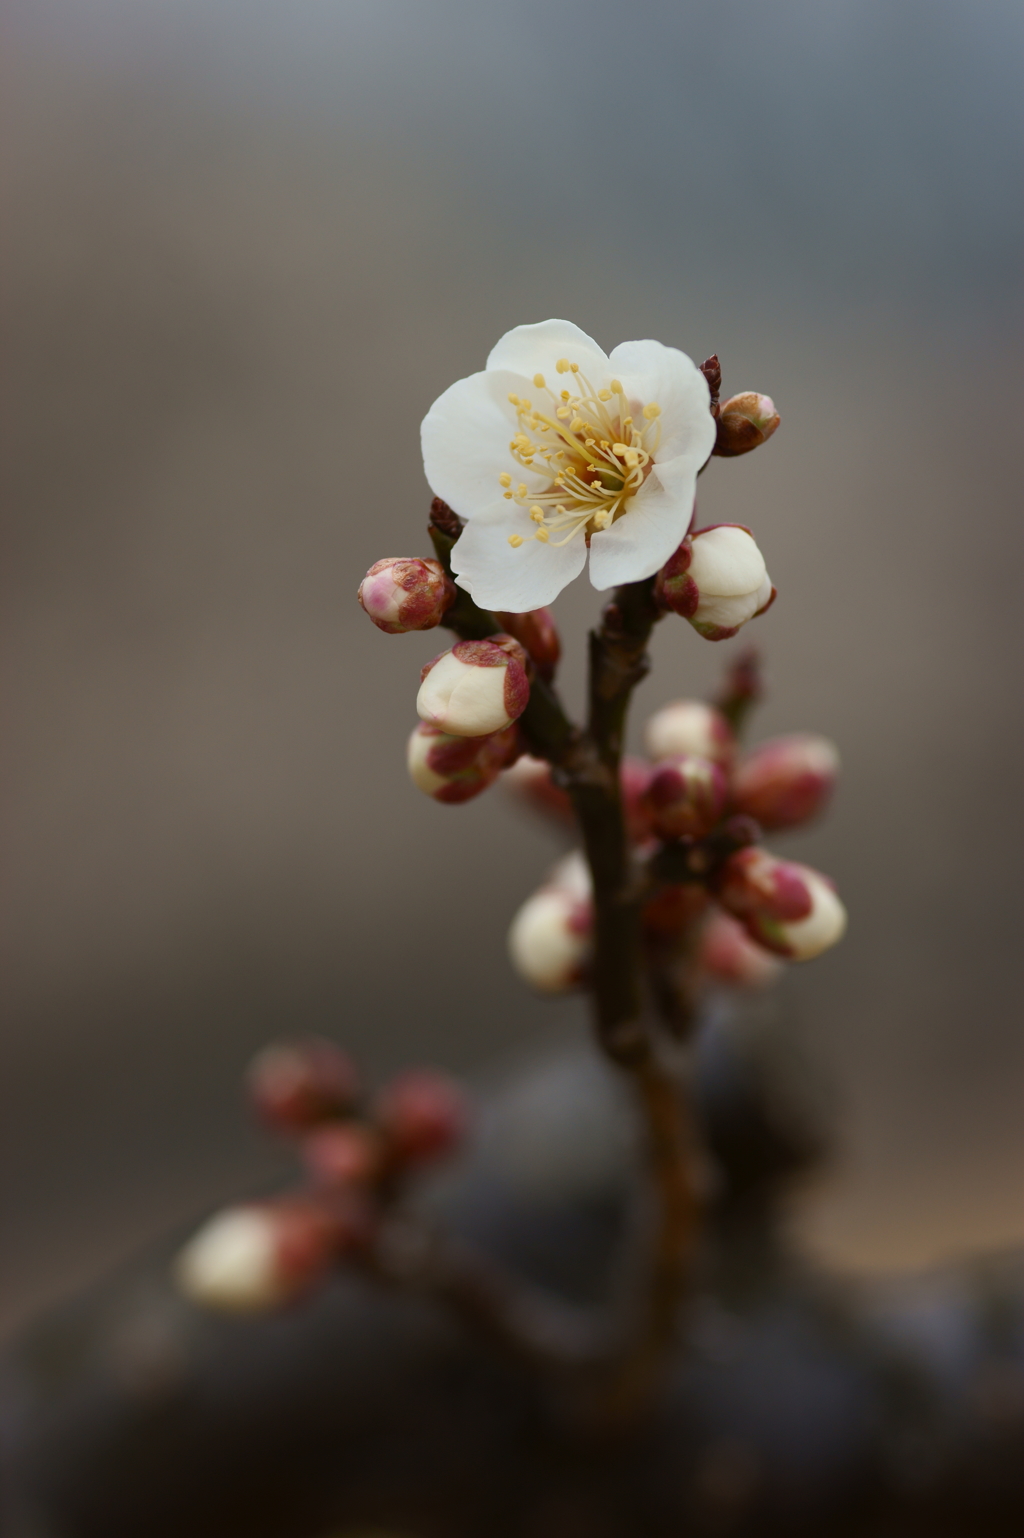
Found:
3,0 -> 1023,1341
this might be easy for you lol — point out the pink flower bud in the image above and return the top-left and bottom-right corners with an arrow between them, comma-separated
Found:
357,557 -> 453,634
714,848 -> 847,960
246,1038 -> 359,1133
713,393 -> 781,458
732,733 -> 839,831
676,525 -> 775,641
407,721 -> 519,804
507,852 -> 592,993
302,1123 -> 380,1190
416,636 -> 530,737
495,607 -> 561,680
174,1199 -> 351,1313
697,908 -> 784,988
643,755 -> 729,841
502,754 -> 574,824
375,1070 -> 468,1165
644,700 -> 736,766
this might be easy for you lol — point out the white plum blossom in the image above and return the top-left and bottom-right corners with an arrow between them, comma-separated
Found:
174,1207 -> 288,1313
421,319 -> 717,612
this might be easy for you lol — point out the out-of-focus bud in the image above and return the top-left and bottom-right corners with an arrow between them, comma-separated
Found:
643,755 -> 728,841
714,847 -> 847,961
303,1122 -> 380,1190
502,754 -> 573,824
732,733 -> 839,831
644,700 -> 736,767
495,608 -> 561,680
408,721 -> 519,804
417,636 -> 530,737
681,525 -> 775,641
357,557 -> 454,634
507,851 -> 592,993
375,1070 -> 468,1165
174,1200 -> 346,1313
247,1038 -> 359,1133
712,393 -> 781,458
698,908 -> 784,988
642,882 -> 709,939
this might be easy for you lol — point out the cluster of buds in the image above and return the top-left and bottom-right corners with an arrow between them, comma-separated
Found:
176,1038 -> 467,1313
506,691 -> 844,996
358,550 -> 570,809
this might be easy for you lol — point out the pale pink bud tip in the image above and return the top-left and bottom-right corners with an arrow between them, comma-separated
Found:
678,526 -> 774,642
643,755 -> 728,841
358,557 -> 453,634
303,1123 -> 380,1189
733,733 -> 840,831
644,700 -> 736,766
508,853 -> 592,994
174,1202 -> 342,1313
408,721 -> 519,803
247,1038 -> 359,1132
715,848 -> 847,961
375,1070 -> 468,1164
698,909 -> 784,988
713,393 -> 781,458
416,637 -> 530,738
503,754 -> 574,823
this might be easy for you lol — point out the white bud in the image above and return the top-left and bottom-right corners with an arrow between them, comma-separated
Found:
643,700 -> 735,765
416,638 -> 529,738
687,526 -> 773,640
174,1207 -> 285,1313
776,869 -> 847,960
507,853 -> 592,994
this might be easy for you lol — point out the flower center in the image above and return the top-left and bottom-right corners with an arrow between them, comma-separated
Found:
498,357 -> 662,551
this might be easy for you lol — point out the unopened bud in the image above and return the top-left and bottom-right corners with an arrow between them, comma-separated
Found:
247,1038 -> 359,1133
715,848 -> 847,961
358,557 -> 453,634
644,700 -> 736,766
303,1122 -> 380,1190
408,721 -> 519,804
643,755 -> 728,841
174,1200 -> 347,1313
680,525 -> 775,641
507,852 -> 592,993
417,636 -> 530,737
713,393 -> 781,458
698,908 -> 784,988
733,734 -> 839,831
375,1070 -> 468,1165
502,754 -> 573,823
495,607 -> 561,680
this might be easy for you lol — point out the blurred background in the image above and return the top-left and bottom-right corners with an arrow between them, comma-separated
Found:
3,0 -> 1022,1344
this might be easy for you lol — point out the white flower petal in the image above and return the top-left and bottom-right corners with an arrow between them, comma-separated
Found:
486,319 -> 610,384
586,459 -> 695,591
421,368 -> 547,520
451,511 -> 588,612
608,340 -> 716,465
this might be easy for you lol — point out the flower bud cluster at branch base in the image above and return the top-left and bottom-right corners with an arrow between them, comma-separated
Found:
505,693 -> 843,996
176,1040 -> 467,1314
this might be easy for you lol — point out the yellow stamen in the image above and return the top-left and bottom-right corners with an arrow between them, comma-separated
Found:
499,472 -> 512,487
533,373 -> 545,388
643,402 -> 661,419
555,358 -> 570,374
508,534 -> 524,547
